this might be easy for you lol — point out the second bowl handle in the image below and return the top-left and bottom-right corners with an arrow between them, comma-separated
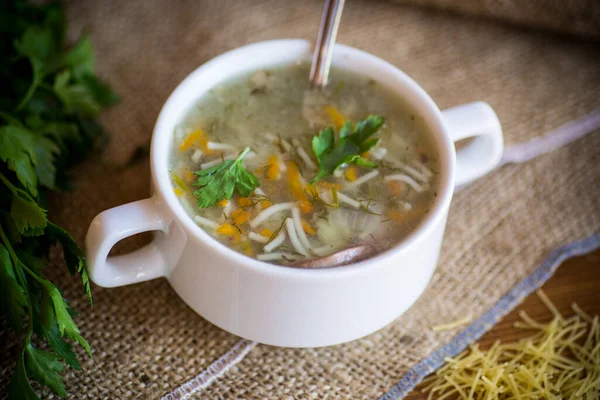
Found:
85,198 -> 169,288
441,101 -> 503,187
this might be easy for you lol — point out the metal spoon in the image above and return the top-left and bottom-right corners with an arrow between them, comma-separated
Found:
295,0 -> 381,268
309,0 -> 346,89
291,243 -> 379,269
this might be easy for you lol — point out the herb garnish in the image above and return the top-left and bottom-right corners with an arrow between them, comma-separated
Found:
0,1 -> 118,398
193,147 -> 260,208
310,115 -> 384,183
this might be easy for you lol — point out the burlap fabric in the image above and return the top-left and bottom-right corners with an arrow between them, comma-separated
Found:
390,0 -> 600,39
1,0 -> 599,399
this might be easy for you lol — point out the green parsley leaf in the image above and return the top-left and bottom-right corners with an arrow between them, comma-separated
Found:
45,281 -> 91,356
44,318 -> 82,371
25,344 -> 67,397
8,354 -> 38,400
193,147 -> 260,208
0,125 -> 38,195
46,222 -> 92,305
0,2 -> 117,397
54,70 -> 103,116
11,189 -> 48,236
0,243 -> 27,330
310,115 -> 384,183
34,136 -> 60,188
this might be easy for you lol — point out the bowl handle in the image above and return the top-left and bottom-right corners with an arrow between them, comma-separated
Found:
442,101 -> 504,187
85,197 -> 169,288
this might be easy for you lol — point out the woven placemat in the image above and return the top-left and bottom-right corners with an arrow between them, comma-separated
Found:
1,0 -> 599,399
389,0 -> 600,39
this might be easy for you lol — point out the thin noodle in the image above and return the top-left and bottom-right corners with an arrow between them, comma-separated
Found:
384,174 -> 425,192
336,191 -> 361,209
191,149 -> 203,163
343,170 -> 379,190
248,232 -> 269,244
285,218 -> 309,256
263,231 -> 286,252
401,164 -> 429,183
291,207 -> 311,251
222,201 -> 234,218
412,160 -> 433,177
249,202 -> 295,228
207,142 -> 236,151
257,252 -> 303,261
200,154 -> 236,169
293,139 -> 317,169
371,147 -> 387,160
279,138 -> 292,152
194,215 -> 218,229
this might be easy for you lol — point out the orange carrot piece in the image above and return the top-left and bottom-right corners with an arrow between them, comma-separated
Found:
179,128 -> 211,153
266,155 -> 279,181
345,166 -> 358,182
232,209 -> 250,226
237,197 -> 253,207
217,199 -> 229,207
287,161 -> 312,214
260,228 -> 274,238
298,200 -> 312,214
259,199 -> 272,209
185,170 -> 194,182
325,105 -> 346,130
387,180 -> 405,197
386,210 -> 404,223
301,219 -> 316,235
316,181 -> 342,190
216,223 -> 238,236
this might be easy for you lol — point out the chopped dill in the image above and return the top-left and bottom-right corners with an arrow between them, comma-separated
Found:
278,245 -> 305,257
170,171 -> 193,196
275,134 -> 287,153
331,187 -> 339,207
359,201 -> 382,216
306,186 -> 338,208
266,218 -> 287,245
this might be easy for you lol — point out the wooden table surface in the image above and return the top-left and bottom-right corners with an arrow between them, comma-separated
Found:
405,248 -> 600,399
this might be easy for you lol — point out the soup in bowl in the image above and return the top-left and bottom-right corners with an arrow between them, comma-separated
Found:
86,40 -> 502,347
169,65 -> 440,265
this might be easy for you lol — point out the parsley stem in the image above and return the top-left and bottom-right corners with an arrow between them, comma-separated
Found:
15,59 -> 40,111
0,111 -> 23,126
236,146 -> 251,161
0,223 -> 34,341
0,171 -> 17,194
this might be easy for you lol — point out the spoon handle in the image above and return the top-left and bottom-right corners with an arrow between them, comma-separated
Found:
309,0 -> 346,89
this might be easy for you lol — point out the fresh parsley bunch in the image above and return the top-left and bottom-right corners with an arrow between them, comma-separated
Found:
194,147 -> 260,208
0,1 -> 118,398
311,115 -> 384,183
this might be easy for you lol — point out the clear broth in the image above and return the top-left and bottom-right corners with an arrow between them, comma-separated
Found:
169,64 -> 440,265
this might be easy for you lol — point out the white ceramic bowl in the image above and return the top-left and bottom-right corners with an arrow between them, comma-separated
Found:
86,39 -> 502,347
